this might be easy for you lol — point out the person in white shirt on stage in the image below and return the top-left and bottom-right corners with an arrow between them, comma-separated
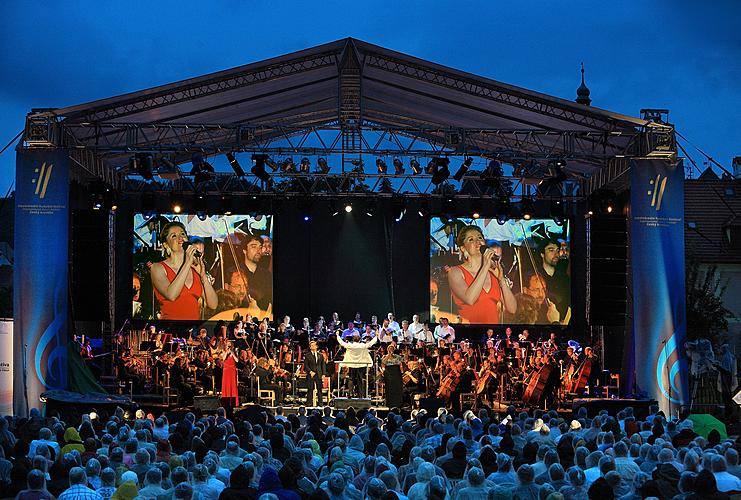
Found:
434,317 -> 456,345
378,319 -> 395,344
387,312 -> 400,334
336,330 -> 378,398
400,320 -> 415,344
409,314 -> 425,343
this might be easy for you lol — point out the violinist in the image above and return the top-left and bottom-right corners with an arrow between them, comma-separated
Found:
191,349 -> 214,393
170,356 -> 194,405
254,357 -> 283,404
117,348 -> 145,393
460,340 -> 478,372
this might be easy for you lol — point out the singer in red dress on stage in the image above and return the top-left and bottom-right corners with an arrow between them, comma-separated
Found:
447,225 -> 517,324
220,342 -> 239,408
150,222 -> 218,320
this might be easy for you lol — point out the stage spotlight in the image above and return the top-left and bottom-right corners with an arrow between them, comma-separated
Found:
550,199 -> 565,226
282,157 -> 296,173
453,157 -> 474,182
496,199 -> 511,225
251,154 -> 271,183
393,158 -> 404,175
472,201 -> 482,219
392,198 -> 406,222
297,198 -> 311,222
539,159 -> 567,194
521,198 -> 535,220
330,200 -> 340,217
220,195 -> 233,215
344,202 -> 353,213
134,153 -> 154,181
317,157 -> 330,174
365,198 -> 377,217
191,154 -> 214,184
418,199 -> 430,218
602,194 -> 616,214
431,158 -> 451,185
195,194 -> 208,220
171,193 -> 183,214
376,158 -> 388,174
300,157 -> 311,173
410,159 -> 422,175
226,152 -> 246,177
482,159 -> 504,190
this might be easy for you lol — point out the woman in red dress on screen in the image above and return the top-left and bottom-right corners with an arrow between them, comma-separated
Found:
447,225 -> 517,324
220,341 -> 239,408
150,221 -> 218,320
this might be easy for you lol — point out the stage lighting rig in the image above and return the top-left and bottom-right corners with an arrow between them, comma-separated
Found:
220,195 -> 233,215
251,154 -> 272,183
393,158 -> 404,175
133,153 -> 154,181
282,157 -> 296,173
190,154 -> 214,185
300,157 -> 311,173
550,199 -> 565,226
376,158 -> 388,174
481,159 -> 504,189
453,157 -> 474,182
317,157 -> 330,174
521,198 -> 535,220
431,158 -> 451,185
410,159 -> 422,175
496,199 -> 511,225
226,152 -> 246,177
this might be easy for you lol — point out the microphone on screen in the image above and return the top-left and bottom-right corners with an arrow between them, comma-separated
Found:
182,241 -> 203,258
479,244 -> 501,261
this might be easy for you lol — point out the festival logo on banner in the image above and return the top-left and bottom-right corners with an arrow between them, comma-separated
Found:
630,159 -> 688,413
14,150 -> 69,414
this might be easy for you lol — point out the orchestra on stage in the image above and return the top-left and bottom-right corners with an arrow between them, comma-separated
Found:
100,312 -> 602,411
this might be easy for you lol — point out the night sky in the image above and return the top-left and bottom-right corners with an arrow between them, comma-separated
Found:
1,0 -> 739,197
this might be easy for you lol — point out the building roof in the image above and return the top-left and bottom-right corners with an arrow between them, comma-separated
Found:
685,178 -> 741,264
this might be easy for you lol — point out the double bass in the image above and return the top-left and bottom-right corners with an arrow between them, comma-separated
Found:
522,360 -> 555,407
475,362 -> 496,395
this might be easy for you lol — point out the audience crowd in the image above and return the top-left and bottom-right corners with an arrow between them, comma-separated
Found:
0,403 -> 739,500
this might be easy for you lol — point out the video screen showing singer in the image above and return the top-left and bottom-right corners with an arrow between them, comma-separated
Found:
430,217 -> 570,325
447,225 -> 517,324
150,222 -> 218,320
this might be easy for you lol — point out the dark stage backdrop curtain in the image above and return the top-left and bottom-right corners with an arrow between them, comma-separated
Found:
274,199 -> 428,324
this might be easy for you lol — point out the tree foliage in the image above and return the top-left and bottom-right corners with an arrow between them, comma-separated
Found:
685,250 -> 734,342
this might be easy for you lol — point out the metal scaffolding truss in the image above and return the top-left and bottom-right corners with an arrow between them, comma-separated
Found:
20,38 -> 671,195
59,122 -> 642,162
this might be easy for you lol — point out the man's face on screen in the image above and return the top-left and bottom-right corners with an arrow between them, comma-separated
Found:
226,271 -> 248,302
243,239 -> 263,264
524,275 -> 547,306
541,243 -> 560,267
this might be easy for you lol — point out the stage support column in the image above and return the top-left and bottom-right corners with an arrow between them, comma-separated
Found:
629,158 -> 688,415
13,148 -> 70,415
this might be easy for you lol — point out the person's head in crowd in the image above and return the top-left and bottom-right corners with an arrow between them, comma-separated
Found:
587,477 -> 614,499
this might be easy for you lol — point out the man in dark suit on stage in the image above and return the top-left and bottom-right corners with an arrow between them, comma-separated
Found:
304,340 -> 327,406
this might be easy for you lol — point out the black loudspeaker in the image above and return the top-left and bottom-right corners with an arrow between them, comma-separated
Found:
193,395 -> 220,412
571,399 -> 657,419
333,398 -> 373,410
418,397 -> 446,414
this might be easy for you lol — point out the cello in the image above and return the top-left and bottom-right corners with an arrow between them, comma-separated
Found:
522,361 -> 554,407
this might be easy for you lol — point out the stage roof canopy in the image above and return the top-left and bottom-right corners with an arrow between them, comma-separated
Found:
28,38 -> 657,188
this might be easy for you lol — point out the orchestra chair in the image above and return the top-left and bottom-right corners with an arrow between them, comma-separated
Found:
162,372 -> 179,405
460,392 -> 476,411
603,373 -> 620,399
256,378 -> 276,407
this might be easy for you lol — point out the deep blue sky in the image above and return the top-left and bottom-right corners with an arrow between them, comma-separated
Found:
1,0 -> 739,196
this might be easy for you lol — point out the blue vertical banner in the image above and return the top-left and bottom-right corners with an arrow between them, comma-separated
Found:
14,149 -> 69,414
630,158 -> 688,414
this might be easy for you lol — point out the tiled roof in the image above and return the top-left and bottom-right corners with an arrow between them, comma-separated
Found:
685,179 -> 741,264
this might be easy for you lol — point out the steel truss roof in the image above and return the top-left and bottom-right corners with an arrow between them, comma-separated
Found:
20,37 -> 669,194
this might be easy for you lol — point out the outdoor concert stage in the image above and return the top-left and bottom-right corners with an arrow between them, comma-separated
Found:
13,38 -> 689,418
